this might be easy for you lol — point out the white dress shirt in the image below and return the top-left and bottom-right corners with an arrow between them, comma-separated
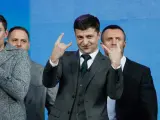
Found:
79,49 -> 99,68
49,49 -> 99,68
107,56 -> 126,120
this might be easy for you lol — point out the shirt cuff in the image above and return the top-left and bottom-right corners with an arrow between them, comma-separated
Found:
49,59 -> 59,67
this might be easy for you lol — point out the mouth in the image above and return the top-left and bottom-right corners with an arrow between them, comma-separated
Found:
82,46 -> 89,49
82,45 -> 90,48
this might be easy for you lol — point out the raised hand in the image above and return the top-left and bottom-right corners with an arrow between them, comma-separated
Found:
101,41 -> 122,69
51,33 -> 72,63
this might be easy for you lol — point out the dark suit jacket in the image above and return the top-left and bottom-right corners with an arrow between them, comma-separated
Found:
116,58 -> 158,120
43,51 -> 123,120
25,60 -> 58,120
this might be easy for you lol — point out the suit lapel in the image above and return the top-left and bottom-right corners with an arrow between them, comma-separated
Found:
123,57 -> 132,76
70,51 -> 80,91
0,43 -> 16,66
82,52 -> 105,90
116,57 -> 132,105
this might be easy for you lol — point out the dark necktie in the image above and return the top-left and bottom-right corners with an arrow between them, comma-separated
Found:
81,54 -> 91,77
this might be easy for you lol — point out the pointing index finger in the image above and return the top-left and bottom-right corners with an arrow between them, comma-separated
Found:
101,43 -> 111,53
116,39 -> 120,48
55,33 -> 64,44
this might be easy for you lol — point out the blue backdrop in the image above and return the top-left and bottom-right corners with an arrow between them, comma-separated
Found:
1,0 -> 160,119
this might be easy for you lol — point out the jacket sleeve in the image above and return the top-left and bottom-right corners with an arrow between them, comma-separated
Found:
140,68 -> 158,120
45,84 -> 59,113
43,58 -> 62,88
0,50 -> 31,101
107,67 -> 123,99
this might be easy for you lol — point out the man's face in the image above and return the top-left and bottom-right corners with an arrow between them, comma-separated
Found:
8,29 -> 30,51
75,28 -> 100,54
102,29 -> 126,55
0,22 -> 8,46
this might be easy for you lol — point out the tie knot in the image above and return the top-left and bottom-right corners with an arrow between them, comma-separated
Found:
81,54 -> 91,61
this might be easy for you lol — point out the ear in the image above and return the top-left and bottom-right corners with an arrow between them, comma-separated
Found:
28,41 -> 30,50
124,40 -> 126,48
25,42 -> 30,51
98,32 -> 101,40
4,30 -> 8,38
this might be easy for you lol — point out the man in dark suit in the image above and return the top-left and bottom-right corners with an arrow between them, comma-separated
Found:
101,25 -> 158,120
43,14 -> 123,120
7,26 -> 58,120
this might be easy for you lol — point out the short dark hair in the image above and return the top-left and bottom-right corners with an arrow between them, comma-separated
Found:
101,25 -> 126,42
8,26 -> 29,40
74,14 -> 100,33
0,15 -> 7,30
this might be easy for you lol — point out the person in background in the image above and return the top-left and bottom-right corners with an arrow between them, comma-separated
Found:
101,24 -> 158,120
0,15 -> 30,120
8,26 -> 58,120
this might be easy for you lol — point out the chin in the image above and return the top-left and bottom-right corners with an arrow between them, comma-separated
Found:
83,50 -> 92,54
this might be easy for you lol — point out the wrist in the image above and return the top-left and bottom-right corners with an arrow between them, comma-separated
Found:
50,56 -> 59,64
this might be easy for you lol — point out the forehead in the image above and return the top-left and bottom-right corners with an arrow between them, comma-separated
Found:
75,28 -> 97,36
10,29 -> 28,39
103,29 -> 124,37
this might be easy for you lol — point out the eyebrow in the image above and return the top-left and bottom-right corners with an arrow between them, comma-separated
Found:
86,34 -> 93,36
107,37 -> 113,39
11,38 -> 27,41
107,37 -> 121,39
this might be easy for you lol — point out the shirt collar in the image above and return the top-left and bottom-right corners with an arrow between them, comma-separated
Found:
79,49 -> 99,60
121,56 -> 126,71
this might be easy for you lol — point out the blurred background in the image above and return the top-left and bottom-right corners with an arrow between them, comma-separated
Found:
1,0 -> 159,119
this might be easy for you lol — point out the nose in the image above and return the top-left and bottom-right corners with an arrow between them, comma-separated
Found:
83,38 -> 89,45
110,38 -> 117,48
112,38 -> 117,44
17,41 -> 22,47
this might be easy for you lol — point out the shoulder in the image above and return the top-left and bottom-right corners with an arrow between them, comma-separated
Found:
31,61 -> 44,69
126,58 -> 150,73
30,61 -> 44,86
63,51 -> 77,56
60,51 -> 77,60
98,52 -> 111,65
31,60 -> 44,74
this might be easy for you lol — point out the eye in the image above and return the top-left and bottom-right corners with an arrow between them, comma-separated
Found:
106,38 -> 112,42
116,38 -> 122,41
77,36 -> 83,40
0,29 -> 4,32
12,39 -> 18,42
87,35 -> 93,39
22,39 -> 27,43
